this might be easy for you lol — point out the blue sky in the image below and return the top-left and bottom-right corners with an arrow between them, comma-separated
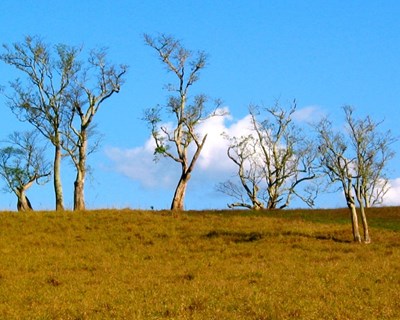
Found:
0,0 -> 399,210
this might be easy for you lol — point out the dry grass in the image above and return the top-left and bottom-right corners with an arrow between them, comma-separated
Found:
0,208 -> 399,319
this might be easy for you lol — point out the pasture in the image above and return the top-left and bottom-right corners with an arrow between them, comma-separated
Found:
0,208 -> 399,319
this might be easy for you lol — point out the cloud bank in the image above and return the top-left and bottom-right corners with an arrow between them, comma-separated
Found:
104,107 -> 248,190
382,178 -> 400,206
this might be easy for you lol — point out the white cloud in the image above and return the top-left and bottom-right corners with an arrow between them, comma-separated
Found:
293,105 -> 325,123
104,107 -> 256,189
196,111 -> 254,173
382,178 -> 400,206
104,138 -> 178,189
105,106 -> 322,195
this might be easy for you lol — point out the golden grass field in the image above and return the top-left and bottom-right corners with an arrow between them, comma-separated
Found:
0,207 -> 399,319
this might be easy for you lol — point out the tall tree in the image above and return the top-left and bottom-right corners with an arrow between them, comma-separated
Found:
218,102 -> 318,210
1,36 -> 80,210
143,34 -> 224,211
317,118 -> 362,242
0,131 -> 51,211
344,106 -> 395,208
63,48 -> 127,210
316,106 -> 395,243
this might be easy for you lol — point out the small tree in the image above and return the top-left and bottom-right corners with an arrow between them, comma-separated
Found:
1,36 -> 80,210
0,131 -> 51,211
143,34 -> 224,211
217,134 -> 266,210
316,106 -> 396,243
63,48 -> 127,210
218,102 -> 318,210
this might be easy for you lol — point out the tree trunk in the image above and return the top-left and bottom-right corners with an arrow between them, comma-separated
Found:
253,202 -> 264,210
170,133 -> 207,211
266,198 -> 278,209
349,203 -> 361,243
53,144 -> 64,211
359,203 -> 371,243
171,173 -> 190,211
344,184 -> 361,243
355,186 -> 371,243
17,192 -> 33,212
266,184 -> 279,209
74,177 -> 85,211
73,132 -> 87,211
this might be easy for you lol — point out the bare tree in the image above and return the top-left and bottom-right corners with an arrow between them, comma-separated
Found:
1,36 -> 80,210
63,48 -> 127,211
218,102 -> 318,210
0,131 -> 51,211
316,118 -> 362,242
316,106 -> 395,243
143,33 -> 224,211
345,106 -> 395,207
346,106 -> 395,243
217,134 -> 265,210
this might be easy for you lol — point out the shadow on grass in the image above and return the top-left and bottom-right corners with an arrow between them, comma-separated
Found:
204,230 -> 263,243
192,207 -> 400,232
204,230 -> 352,244
281,231 -> 352,243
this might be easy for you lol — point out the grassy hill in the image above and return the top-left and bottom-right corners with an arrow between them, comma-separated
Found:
0,208 -> 399,319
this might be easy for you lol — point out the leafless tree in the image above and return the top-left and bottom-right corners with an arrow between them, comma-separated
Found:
345,106 -> 395,208
317,117 -> 362,242
143,33 -> 224,211
316,106 -> 396,243
1,36 -> 80,210
218,102 -> 318,210
0,131 -> 51,211
63,48 -> 127,211
217,134 -> 265,210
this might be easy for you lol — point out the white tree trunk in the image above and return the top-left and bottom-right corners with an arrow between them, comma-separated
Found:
349,203 -> 361,243
53,144 -> 64,211
359,203 -> 371,243
171,173 -> 189,211
73,132 -> 87,211
74,175 -> 85,211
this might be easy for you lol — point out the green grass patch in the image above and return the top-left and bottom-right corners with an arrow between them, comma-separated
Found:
0,208 -> 399,319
